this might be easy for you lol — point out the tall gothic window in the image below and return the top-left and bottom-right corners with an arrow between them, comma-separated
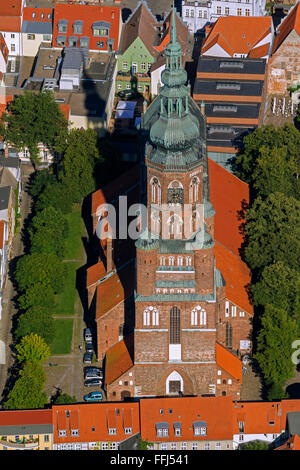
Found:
189,176 -> 200,203
170,307 -> 180,344
144,307 -> 159,326
190,211 -> 200,234
191,306 -> 206,326
168,214 -> 183,235
168,180 -> 184,204
151,177 -> 161,204
226,322 -> 232,348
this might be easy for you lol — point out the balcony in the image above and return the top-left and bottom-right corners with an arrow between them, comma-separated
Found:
1,438 -> 39,450
116,70 -> 150,82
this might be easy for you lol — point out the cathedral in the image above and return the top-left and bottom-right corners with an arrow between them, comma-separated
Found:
87,7 -> 253,402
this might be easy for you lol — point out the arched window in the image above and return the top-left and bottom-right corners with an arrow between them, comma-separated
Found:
189,176 -> 200,203
168,214 -> 183,236
166,371 -> 183,395
190,211 -> 201,234
160,256 -> 166,266
169,256 -> 175,266
177,256 -> 183,266
143,307 -> 159,326
191,306 -> 206,326
170,307 -> 180,344
168,180 -> 184,204
186,256 -> 192,266
151,177 -> 161,204
151,210 -> 160,234
225,322 -> 232,348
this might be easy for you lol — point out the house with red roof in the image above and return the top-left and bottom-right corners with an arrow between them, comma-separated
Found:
140,395 -> 235,450
21,7 -> 53,57
0,409 -> 53,450
52,2 -> 121,52
52,402 -> 140,450
0,0 -> 25,57
0,33 -> 9,74
201,16 -> 273,59
267,2 -> 300,94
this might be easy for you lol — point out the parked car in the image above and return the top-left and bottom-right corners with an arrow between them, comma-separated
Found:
83,351 -> 93,364
84,391 -> 103,402
84,367 -> 103,379
84,378 -> 102,387
84,328 -> 92,343
85,342 -> 93,353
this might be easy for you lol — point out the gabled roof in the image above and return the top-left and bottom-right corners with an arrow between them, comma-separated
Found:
119,1 -> 160,57
233,401 -> 282,434
214,242 -> 252,314
272,2 -> 300,54
154,8 -> 189,53
216,343 -> 242,381
0,409 -> 52,427
52,401 -> 140,443
201,16 -> 272,58
208,158 -> 249,256
275,434 -> 300,451
0,0 -> 23,17
105,334 -> 134,386
96,260 -> 135,320
140,395 -> 234,442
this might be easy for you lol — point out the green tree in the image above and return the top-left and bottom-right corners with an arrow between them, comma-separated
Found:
19,360 -> 47,386
35,181 -> 73,214
252,146 -> 299,199
29,206 -> 68,258
18,282 -> 56,311
2,90 -> 67,165
5,374 -> 48,410
59,128 -> 102,202
267,382 -> 289,401
54,393 -> 77,405
15,306 -> 55,345
15,253 -> 66,294
16,333 -> 50,364
251,262 -> 300,318
244,193 -> 300,273
254,305 -> 298,387
28,169 -> 57,199
240,440 -> 269,450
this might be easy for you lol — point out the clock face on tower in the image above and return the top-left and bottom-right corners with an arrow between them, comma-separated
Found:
168,188 -> 184,204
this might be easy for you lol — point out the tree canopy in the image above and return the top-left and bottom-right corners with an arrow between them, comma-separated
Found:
29,206 -> 68,258
16,333 -> 50,363
5,373 -> 48,410
1,90 -> 67,165
15,306 -> 55,345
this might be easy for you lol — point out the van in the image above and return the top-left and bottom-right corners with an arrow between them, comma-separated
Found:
84,328 -> 92,343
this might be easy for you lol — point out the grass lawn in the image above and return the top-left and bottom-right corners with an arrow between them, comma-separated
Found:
50,319 -> 74,355
54,262 -> 80,315
64,204 -> 85,260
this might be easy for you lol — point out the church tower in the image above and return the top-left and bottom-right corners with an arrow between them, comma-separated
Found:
133,6 -> 226,398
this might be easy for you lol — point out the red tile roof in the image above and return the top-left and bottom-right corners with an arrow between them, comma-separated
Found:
140,395 -> 234,442
216,343 -> 242,381
155,8 -> 189,53
0,409 -> 52,426
0,220 -> 5,249
208,158 -> 249,256
58,103 -> 70,122
52,402 -> 140,444
233,401 -> 282,434
96,260 -> 135,320
275,434 -> 300,450
87,261 -> 106,289
201,16 -> 272,57
214,242 -> 252,314
0,95 -> 14,119
273,2 -> 300,54
23,7 -> 53,22
53,3 -> 121,51
0,0 -> 23,17
105,334 -> 134,385
0,17 -> 21,33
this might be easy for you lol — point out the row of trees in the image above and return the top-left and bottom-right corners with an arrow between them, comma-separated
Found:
3,91 -> 111,408
236,124 -> 300,400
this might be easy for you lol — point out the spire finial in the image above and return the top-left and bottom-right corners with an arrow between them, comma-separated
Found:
171,3 -> 177,44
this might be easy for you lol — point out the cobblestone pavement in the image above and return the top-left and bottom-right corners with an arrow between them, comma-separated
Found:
240,363 -> 263,401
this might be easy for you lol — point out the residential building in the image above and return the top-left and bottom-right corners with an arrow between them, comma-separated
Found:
267,2 -> 300,94
52,402 -> 140,451
101,8 -> 252,401
182,0 -> 266,34
52,2 -> 122,52
201,16 -> 273,59
0,0 -> 25,57
0,409 -> 53,450
193,56 -> 267,169
0,33 -> 9,74
21,6 -> 53,57
0,186 -> 14,256
140,395 -> 234,450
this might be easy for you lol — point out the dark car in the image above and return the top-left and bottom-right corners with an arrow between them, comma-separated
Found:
84,369 -> 103,380
84,378 -> 102,387
83,351 -> 93,364
85,342 -> 93,353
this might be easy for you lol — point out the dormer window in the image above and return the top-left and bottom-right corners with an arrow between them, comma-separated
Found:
32,12 -> 36,19
73,21 -> 83,35
58,430 -> 66,437
92,21 -> 111,37
156,423 -> 169,437
71,429 -> 79,436
174,423 -> 181,437
108,428 -> 117,435
193,421 -> 207,436
58,20 -> 68,34
124,427 -> 132,435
